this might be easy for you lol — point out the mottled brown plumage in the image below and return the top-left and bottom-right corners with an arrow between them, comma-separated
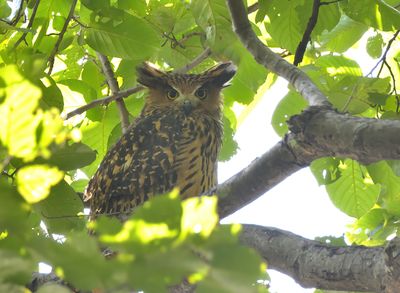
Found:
84,62 -> 236,220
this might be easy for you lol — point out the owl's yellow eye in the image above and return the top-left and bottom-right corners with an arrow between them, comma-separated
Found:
167,89 -> 179,100
195,88 -> 207,100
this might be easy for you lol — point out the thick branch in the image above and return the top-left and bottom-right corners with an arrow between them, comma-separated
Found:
97,53 -> 130,132
225,0 -> 329,107
293,0 -> 320,66
216,138 -> 317,218
240,224 -> 400,292
216,106 -> 400,218
47,0 -> 78,75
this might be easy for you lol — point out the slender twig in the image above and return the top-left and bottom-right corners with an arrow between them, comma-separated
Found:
65,85 -> 144,120
0,155 -> 12,174
97,53 -> 130,133
47,0 -> 78,75
174,47 -> 212,73
367,30 -> 400,77
247,2 -> 259,14
294,0 -> 320,66
10,0 -> 25,25
13,0 -> 40,48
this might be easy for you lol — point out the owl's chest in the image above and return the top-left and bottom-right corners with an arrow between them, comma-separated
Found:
172,115 -> 222,198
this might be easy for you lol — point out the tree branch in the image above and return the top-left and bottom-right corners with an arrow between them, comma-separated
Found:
367,30 -> 400,77
64,85 -> 144,120
13,0 -> 40,48
216,106 -> 400,218
47,0 -> 78,75
240,224 -> 400,292
225,0 -> 330,107
97,53 -> 130,133
293,0 -> 320,66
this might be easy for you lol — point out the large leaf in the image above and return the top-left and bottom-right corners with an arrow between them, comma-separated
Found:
34,180 -> 85,233
319,15 -> 368,53
326,160 -> 380,218
263,0 -> 305,53
47,142 -> 97,171
367,162 -> 400,216
341,0 -> 400,31
0,65 -> 42,160
85,10 -> 160,60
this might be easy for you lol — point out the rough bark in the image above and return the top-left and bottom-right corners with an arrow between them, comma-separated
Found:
240,225 -> 400,293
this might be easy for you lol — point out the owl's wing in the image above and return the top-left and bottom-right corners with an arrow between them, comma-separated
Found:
85,110 -> 182,219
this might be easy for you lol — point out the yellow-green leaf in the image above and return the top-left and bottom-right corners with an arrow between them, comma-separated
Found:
16,165 -> 64,204
0,65 -> 42,160
181,196 -> 219,238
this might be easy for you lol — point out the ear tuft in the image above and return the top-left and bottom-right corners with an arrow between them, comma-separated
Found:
204,62 -> 237,87
136,62 -> 166,88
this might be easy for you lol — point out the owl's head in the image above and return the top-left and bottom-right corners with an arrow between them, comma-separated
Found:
137,62 -> 236,118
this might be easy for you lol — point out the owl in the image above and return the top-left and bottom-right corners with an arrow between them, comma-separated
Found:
84,62 -> 236,220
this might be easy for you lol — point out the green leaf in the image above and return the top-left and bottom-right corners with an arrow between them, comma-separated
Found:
181,196 -> 219,238
47,142 -> 97,171
219,115 -> 238,162
0,65 -> 42,160
81,104 -> 121,177
85,11 -> 160,60
38,76 -> 64,111
315,55 -> 363,77
272,91 -> 308,137
0,179 -> 30,232
313,2 -> 340,35
16,165 -> 64,204
327,76 -> 390,114
319,15 -> 368,53
310,157 -> 340,186
198,244 -> 263,293
0,2 -> 11,18
30,232 -> 112,290
326,160 -> 380,218
0,250 -> 35,286
366,33 -> 384,59
367,161 -> 400,216
34,180 -> 84,233
263,0 -> 305,53
341,0 -> 400,31
346,208 -> 393,245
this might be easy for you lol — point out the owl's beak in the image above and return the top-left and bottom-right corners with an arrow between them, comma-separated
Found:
182,100 -> 193,115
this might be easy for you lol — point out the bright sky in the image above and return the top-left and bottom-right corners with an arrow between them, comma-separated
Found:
219,33 -> 378,292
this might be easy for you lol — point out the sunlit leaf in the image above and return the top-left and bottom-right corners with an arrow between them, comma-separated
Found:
326,160 -> 380,218
181,196 -> 219,238
16,165 -> 64,204
368,162 -> 400,216
0,65 -> 42,160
